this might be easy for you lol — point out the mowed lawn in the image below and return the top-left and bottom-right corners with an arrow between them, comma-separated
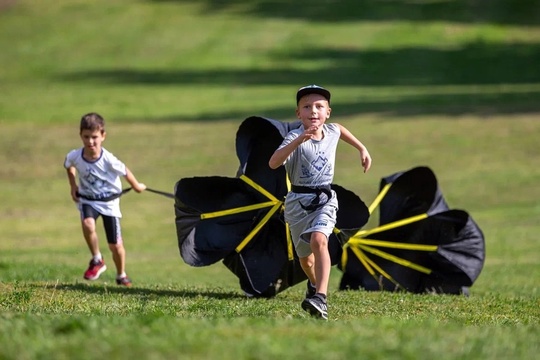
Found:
0,1 -> 539,359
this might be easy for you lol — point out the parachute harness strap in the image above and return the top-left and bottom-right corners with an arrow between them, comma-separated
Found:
291,184 -> 332,212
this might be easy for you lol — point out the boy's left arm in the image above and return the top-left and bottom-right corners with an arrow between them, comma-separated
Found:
337,124 -> 372,173
124,167 -> 146,193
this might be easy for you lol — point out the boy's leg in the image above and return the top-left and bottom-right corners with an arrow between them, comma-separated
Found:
299,254 -> 316,286
80,205 -> 107,280
310,231 -> 330,295
108,242 -> 126,277
81,217 -> 100,257
109,243 -> 131,286
103,216 -> 131,286
299,254 -> 317,298
301,231 -> 330,320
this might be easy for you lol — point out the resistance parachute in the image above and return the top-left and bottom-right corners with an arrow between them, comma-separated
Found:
174,117 -> 485,296
339,166 -> 485,294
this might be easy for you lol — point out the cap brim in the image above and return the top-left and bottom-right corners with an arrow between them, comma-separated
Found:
296,88 -> 331,104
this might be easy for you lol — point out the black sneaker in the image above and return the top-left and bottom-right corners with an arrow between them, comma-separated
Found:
301,294 -> 328,320
116,276 -> 132,287
305,281 -> 316,298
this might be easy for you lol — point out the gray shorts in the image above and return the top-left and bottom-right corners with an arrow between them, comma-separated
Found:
284,190 -> 338,258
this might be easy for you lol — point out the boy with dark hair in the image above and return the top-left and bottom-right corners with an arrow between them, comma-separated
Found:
64,112 -> 146,286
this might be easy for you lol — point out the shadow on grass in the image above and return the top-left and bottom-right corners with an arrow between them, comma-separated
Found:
60,43 -> 540,87
124,89 -> 540,124
60,42 -> 540,121
42,282 -> 245,300
149,0 -> 540,26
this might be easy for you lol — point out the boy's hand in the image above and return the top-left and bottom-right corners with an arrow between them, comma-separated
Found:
70,187 -> 79,202
301,125 -> 319,142
133,183 -> 147,193
361,150 -> 372,173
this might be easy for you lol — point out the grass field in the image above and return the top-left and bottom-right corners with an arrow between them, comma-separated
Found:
1,1 -> 539,359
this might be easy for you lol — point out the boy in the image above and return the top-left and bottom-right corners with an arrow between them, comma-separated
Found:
64,112 -> 146,286
269,85 -> 372,319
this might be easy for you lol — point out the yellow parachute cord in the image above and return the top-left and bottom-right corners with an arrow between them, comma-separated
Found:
358,244 -> 433,275
341,182 -> 438,283
352,213 -> 429,238
240,174 -> 280,202
196,175 -> 284,252
368,183 -> 392,215
236,202 -> 282,252
201,201 -> 277,219
347,238 -> 438,252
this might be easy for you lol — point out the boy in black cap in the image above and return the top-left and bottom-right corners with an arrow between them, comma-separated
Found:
269,85 -> 372,319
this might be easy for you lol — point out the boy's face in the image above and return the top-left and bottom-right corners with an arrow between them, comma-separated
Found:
296,94 -> 331,129
80,129 -> 106,156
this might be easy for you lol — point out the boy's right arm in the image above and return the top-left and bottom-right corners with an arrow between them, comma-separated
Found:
66,167 -> 79,202
269,128 -> 316,169
269,138 -> 300,169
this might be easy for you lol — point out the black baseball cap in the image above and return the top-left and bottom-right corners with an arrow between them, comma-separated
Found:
296,84 -> 331,105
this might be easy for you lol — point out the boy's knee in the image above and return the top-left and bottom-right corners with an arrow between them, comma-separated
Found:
108,243 -> 123,252
81,217 -> 95,230
310,233 -> 328,248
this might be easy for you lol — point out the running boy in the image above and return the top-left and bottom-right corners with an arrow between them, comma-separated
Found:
64,112 -> 146,286
269,85 -> 372,319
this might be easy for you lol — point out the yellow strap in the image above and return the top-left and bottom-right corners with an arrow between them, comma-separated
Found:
286,222 -> 293,260
368,183 -> 392,214
195,175 -> 288,254
235,202 -> 282,252
341,243 -> 349,269
340,183 -> 434,286
360,251 -> 401,287
343,245 -> 402,288
286,175 -> 291,192
201,201 -> 277,219
240,175 -> 279,202
351,246 -> 375,277
358,244 -> 432,274
285,174 -> 293,260
347,238 -> 438,252
353,213 -> 429,238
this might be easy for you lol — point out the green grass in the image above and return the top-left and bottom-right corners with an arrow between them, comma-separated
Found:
1,1 -> 539,359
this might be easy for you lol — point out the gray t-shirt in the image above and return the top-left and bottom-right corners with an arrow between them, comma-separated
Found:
278,123 -> 341,256
279,123 -> 340,186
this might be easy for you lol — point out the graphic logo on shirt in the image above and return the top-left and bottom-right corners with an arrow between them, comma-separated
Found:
312,155 -> 328,171
300,165 -> 312,178
84,167 -> 105,188
300,152 -> 332,179
314,221 -> 328,227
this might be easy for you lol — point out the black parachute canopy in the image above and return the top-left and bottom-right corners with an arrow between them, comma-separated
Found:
338,166 -> 485,294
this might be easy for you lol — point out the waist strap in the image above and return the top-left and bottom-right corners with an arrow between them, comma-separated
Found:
291,185 -> 332,212
76,188 -> 131,202
291,185 -> 331,194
